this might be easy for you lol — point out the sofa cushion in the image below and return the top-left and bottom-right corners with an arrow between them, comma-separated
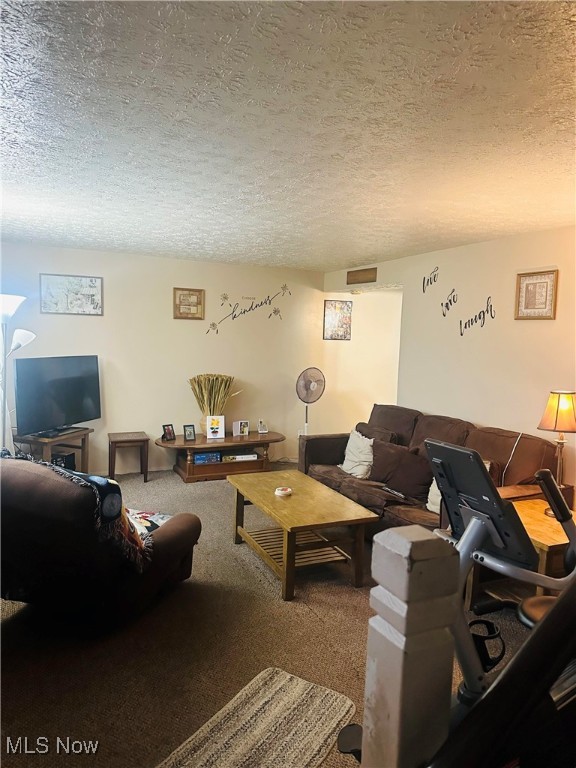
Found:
380,504 -> 440,531
464,427 -> 556,485
409,414 -> 475,452
367,404 -> 422,446
308,464 -> 348,492
339,477 -> 394,512
339,430 -> 373,479
368,442 -> 433,501
356,422 -> 397,444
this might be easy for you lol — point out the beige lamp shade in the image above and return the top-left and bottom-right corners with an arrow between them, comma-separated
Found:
538,391 -> 576,434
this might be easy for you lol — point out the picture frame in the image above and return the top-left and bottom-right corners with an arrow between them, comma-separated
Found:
207,415 -> 225,439
515,270 -> 558,320
173,287 -> 205,320
40,273 -> 103,315
233,420 -> 250,436
323,299 -> 352,340
183,424 -> 196,441
162,424 -> 176,441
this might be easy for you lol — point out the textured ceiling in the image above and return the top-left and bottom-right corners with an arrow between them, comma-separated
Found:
1,1 -> 574,272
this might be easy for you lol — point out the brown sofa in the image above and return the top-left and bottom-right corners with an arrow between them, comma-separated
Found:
298,404 -> 557,531
1,456 -> 202,623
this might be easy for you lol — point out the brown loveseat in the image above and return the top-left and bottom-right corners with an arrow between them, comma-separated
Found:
1,456 -> 202,623
298,404 -> 557,531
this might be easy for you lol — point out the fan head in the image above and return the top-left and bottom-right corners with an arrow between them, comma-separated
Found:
296,367 -> 326,404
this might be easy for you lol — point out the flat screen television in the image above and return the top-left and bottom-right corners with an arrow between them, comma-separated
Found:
14,355 -> 101,437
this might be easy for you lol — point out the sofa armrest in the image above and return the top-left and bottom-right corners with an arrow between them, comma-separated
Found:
298,433 -> 349,474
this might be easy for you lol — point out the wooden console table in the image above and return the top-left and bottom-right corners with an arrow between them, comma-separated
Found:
154,431 -> 285,483
13,428 -> 94,473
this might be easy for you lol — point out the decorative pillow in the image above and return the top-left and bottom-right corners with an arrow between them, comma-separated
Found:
426,478 -> 443,513
369,442 -> 433,501
339,430 -> 374,479
355,422 -> 398,444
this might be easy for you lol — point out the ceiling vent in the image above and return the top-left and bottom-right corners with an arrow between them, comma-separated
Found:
347,268 -> 377,285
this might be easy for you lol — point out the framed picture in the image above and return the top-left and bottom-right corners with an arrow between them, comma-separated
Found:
183,424 -> 196,441
162,424 -> 176,441
174,288 -> 205,320
207,415 -> 225,439
40,274 -> 103,315
323,299 -> 352,340
233,420 -> 249,436
515,270 -> 558,320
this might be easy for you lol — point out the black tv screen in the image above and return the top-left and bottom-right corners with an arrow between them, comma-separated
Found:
15,355 -> 101,437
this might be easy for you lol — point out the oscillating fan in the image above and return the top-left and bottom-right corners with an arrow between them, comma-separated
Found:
296,367 -> 326,435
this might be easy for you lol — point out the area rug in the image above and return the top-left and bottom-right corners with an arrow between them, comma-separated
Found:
155,667 -> 355,768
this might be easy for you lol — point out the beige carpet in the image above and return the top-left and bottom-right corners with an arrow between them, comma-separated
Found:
156,667 -> 355,768
1,466 -> 530,768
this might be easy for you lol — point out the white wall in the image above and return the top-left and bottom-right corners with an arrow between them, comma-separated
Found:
1,243 -> 402,475
325,226 -> 576,485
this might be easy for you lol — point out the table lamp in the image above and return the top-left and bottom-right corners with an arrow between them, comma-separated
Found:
537,390 -> 576,489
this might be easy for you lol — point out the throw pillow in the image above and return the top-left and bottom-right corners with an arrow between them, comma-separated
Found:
426,478 -> 443,513
369,442 -> 433,501
355,422 -> 398,444
339,430 -> 374,479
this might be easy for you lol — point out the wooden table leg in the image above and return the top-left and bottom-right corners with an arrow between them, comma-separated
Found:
80,435 -> 89,473
234,490 -> 245,544
282,530 -> 296,600
351,525 -> 365,587
141,440 -> 149,482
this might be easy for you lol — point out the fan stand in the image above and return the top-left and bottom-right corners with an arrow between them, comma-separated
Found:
304,404 -> 309,435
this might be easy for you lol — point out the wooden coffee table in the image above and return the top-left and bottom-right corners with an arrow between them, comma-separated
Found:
228,470 -> 379,600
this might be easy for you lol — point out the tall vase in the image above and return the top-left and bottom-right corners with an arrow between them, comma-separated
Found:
199,414 -> 208,436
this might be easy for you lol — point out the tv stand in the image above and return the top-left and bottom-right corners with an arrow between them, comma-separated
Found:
13,428 -> 94,473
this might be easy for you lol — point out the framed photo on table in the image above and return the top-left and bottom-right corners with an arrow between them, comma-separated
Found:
183,424 -> 196,441
173,288 -> 205,320
162,424 -> 176,441
515,270 -> 558,320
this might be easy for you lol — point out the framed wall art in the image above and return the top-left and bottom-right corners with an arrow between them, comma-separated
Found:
40,274 -> 103,315
323,299 -> 353,340
515,270 -> 558,320
174,288 -> 205,320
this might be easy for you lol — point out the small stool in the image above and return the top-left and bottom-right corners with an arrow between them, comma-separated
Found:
108,432 -> 149,482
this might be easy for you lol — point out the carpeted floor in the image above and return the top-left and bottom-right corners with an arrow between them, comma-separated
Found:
1,466 -> 531,768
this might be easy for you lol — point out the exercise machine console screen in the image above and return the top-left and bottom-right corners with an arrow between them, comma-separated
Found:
424,439 -> 539,572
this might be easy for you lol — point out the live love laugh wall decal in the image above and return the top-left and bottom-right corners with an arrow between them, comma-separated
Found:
421,266 -> 496,336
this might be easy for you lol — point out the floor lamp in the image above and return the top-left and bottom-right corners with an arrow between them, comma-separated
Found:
1,294 -> 36,449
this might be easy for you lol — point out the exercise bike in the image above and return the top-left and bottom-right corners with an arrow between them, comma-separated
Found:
338,440 -> 576,763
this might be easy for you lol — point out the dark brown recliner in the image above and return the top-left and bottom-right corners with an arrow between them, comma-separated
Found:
1,456 -> 202,624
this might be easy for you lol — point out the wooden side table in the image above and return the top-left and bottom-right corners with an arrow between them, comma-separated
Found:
14,428 -> 94,473
108,432 -> 149,482
465,497 -> 570,608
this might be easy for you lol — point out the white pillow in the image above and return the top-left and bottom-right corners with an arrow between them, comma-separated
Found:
426,478 -> 442,514
339,430 -> 373,479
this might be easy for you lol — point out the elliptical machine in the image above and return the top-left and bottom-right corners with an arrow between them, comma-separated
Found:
338,440 -> 576,762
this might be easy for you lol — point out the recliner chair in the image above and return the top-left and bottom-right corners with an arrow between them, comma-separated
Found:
1,456 -> 202,623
